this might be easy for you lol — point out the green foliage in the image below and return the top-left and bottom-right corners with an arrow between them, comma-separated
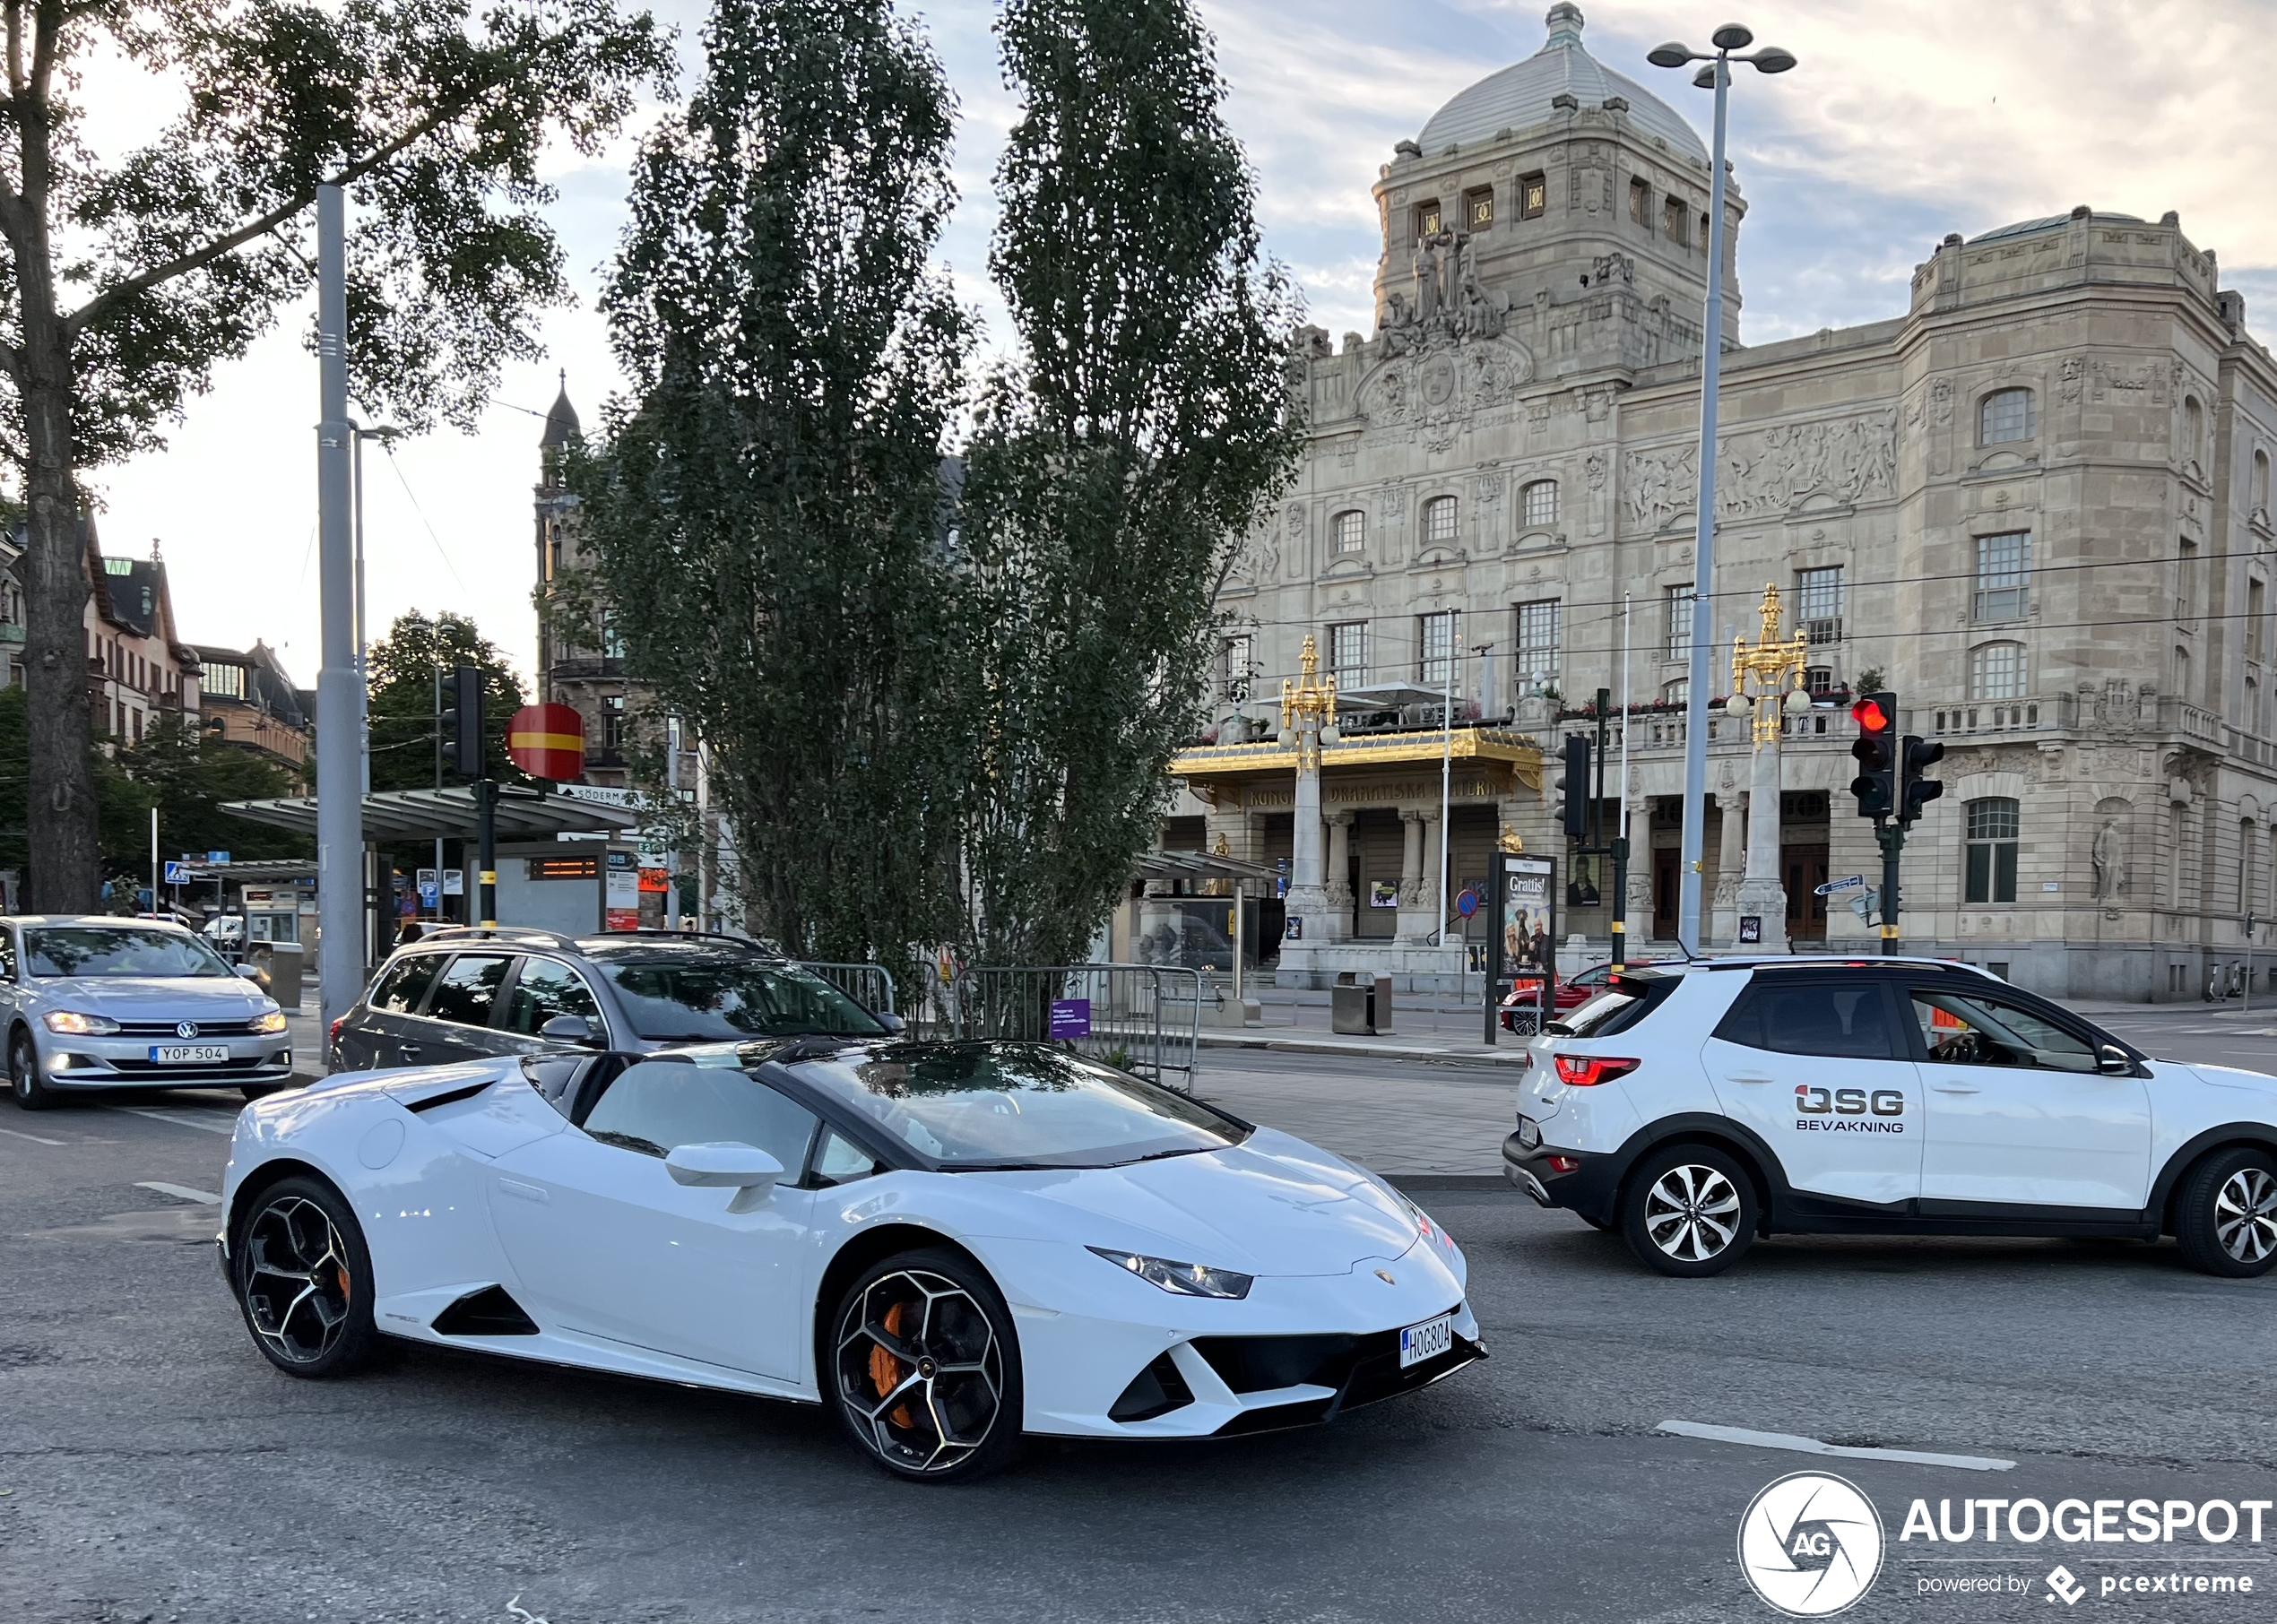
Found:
365,610 -> 528,792
0,691 -> 304,900
567,0 -> 969,989
0,0 -> 672,464
947,0 -> 1303,964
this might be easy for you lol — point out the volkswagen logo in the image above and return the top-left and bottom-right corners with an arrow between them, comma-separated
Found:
1737,1472 -> 1884,1617
175,1021 -> 200,1041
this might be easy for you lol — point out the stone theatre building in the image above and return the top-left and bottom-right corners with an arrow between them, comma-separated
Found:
1164,4 -> 2277,999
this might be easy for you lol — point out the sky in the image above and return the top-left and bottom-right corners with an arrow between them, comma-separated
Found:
75,0 -> 2277,692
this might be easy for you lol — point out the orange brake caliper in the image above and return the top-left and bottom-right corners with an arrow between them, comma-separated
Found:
870,1301 -> 914,1430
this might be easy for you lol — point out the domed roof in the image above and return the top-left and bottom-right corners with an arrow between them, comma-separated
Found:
1416,4 -> 1708,167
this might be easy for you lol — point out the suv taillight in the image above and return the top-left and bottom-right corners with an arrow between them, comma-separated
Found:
1553,1054 -> 1640,1086
328,1017 -> 344,1043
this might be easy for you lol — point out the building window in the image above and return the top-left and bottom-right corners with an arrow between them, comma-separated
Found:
1662,196 -> 1687,246
2255,449 -> 2272,517
1665,584 -> 1696,660
1328,621 -> 1367,685
1332,509 -> 1364,555
1965,797 -> 2020,903
1700,212 -> 1711,246
603,693 -> 628,751
2174,644 -> 2192,704
1805,666 -> 1835,697
1218,635 -> 1253,704
1628,177 -> 1650,227
1795,566 -> 1842,641
1514,599 -> 1561,690
1520,479 -> 1557,528
2251,577 -> 2267,661
1414,199 -> 1442,239
1519,172 -> 1546,219
2177,538 -> 2198,621
2242,820 -> 2255,914
1465,186 -> 1493,229
1422,495 -> 1458,547
1663,678 -> 1689,707
1970,642 -> 2027,700
205,662 -> 245,700
1978,387 -> 2035,445
1418,610 -> 1458,688
1972,531 -> 2030,621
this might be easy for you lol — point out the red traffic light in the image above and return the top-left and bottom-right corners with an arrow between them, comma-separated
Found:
1849,695 -> 1891,732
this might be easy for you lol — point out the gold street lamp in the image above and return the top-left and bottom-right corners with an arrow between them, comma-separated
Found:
1725,583 -> 1813,739
1279,634 -> 1340,766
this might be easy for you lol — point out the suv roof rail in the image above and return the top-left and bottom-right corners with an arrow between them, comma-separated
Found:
414,925 -> 584,952
1700,953 -> 1996,974
581,928 -> 788,954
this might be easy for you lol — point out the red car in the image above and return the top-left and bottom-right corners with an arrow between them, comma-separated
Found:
1498,960 -> 1654,1034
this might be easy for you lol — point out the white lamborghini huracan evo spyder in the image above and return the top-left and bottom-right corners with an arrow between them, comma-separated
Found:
219,1039 -> 1483,1481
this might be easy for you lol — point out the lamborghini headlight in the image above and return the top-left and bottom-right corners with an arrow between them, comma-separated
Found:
250,1010 -> 290,1034
1087,1247 -> 1253,1300
43,1010 -> 118,1035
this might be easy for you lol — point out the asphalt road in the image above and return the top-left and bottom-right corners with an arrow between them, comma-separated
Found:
9,1019 -> 2277,1624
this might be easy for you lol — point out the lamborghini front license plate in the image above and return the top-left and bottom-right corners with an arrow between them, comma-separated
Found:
1398,1312 -> 1453,1369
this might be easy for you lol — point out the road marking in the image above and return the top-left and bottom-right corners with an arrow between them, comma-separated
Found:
136,1180 -> 222,1205
1656,1420 -> 2015,1473
0,1124 -> 69,1145
111,1105 -> 239,1136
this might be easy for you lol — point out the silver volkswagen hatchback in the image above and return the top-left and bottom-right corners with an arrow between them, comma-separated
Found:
3,916 -> 294,1109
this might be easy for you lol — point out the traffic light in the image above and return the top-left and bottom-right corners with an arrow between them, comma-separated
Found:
440,664 -> 485,778
1900,735 -> 1945,825
1848,690 -> 1897,821
1560,732 -> 1590,839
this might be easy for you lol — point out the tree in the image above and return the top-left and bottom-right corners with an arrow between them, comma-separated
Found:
2,0 -> 669,911
365,610 -> 527,793
101,714 -> 311,887
567,0 -> 969,986
948,0 -> 1303,964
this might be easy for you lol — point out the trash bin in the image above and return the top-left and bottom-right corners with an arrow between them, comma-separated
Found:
252,941 -> 306,1013
1330,972 -> 1397,1035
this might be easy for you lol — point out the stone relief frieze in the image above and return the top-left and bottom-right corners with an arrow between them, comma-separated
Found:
1622,410 -> 1900,531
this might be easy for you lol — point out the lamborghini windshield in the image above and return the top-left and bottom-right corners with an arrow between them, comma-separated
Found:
788,1043 -> 1249,1170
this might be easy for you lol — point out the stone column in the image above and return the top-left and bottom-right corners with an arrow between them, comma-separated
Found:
1394,809 -> 1426,942
1283,739 -> 1329,944
1621,807 -> 1653,959
1731,721 -> 1793,952
1403,807 -> 1444,945
1323,809 -> 1355,937
1710,790 -> 1745,948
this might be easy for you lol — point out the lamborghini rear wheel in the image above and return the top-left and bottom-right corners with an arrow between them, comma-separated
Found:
828,1247 -> 1022,1483
234,1176 -> 377,1378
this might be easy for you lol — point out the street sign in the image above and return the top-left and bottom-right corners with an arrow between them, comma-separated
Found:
1048,998 -> 1091,1040
507,703 -> 585,782
416,868 -> 440,908
442,869 -> 464,896
1455,886 -> 1479,918
1815,875 -> 1866,895
163,861 -> 188,885
206,850 -> 229,864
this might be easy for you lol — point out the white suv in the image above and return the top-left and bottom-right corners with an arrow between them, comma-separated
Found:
1503,958 -> 2277,1279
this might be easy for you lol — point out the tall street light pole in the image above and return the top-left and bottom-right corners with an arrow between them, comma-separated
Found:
1647,24 -> 1795,956
315,184 -> 360,1027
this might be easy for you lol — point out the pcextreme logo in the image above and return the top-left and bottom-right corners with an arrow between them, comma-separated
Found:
1738,1473 -> 1887,1617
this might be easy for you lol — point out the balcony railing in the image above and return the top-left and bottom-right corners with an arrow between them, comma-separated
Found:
1930,697 -> 2056,738
2158,698 -> 2223,747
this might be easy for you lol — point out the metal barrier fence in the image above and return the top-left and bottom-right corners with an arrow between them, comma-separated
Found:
799,961 -> 896,1015
911,963 -> 1202,1090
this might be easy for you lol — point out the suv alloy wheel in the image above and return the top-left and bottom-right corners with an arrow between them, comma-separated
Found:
1621,1143 -> 1760,1277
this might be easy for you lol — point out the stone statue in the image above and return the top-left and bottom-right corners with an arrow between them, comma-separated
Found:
2091,821 -> 2122,900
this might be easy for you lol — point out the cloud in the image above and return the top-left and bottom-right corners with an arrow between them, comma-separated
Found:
69,0 -> 2277,688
